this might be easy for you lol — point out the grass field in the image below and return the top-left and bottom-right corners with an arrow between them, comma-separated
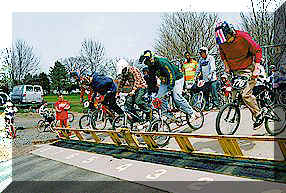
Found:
44,94 -> 84,113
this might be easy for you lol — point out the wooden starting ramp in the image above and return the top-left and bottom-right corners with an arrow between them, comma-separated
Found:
54,127 -> 286,163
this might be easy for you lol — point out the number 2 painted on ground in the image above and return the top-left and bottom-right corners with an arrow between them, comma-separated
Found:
146,169 -> 167,180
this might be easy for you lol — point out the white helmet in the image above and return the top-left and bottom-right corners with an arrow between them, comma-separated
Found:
221,74 -> 228,79
116,59 -> 130,76
199,47 -> 208,55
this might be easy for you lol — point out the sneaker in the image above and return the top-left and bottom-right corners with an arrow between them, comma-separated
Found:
188,112 -> 196,123
253,113 -> 263,130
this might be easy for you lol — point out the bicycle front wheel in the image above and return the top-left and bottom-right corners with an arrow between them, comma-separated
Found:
186,107 -> 204,130
37,120 -> 46,133
216,103 -> 240,135
265,104 -> 286,136
147,119 -> 171,147
279,91 -> 286,105
79,115 -> 93,130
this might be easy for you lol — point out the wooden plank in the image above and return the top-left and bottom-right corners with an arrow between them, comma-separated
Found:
121,131 -> 139,149
74,130 -> 84,141
218,138 -> 243,157
174,136 -> 194,153
107,131 -> 122,146
90,131 -> 102,144
141,135 -> 158,150
278,140 -> 286,160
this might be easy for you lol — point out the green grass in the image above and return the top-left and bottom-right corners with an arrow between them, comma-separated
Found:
44,94 -> 84,113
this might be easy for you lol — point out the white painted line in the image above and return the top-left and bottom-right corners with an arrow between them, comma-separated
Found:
30,145 -> 286,193
0,177 -> 12,193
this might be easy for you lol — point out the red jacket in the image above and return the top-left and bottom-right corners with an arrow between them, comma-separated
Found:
54,100 -> 70,120
218,30 -> 262,71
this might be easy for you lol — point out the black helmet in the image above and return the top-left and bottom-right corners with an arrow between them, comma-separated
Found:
139,50 -> 153,64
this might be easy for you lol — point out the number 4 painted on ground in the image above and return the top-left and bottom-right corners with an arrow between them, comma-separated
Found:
146,169 -> 167,180
116,163 -> 133,172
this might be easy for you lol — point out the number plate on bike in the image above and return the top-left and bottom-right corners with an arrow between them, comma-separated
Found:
232,76 -> 248,90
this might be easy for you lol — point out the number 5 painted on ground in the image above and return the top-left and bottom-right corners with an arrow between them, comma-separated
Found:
82,156 -> 97,164
65,153 -> 79,160
146,169 -> 167,180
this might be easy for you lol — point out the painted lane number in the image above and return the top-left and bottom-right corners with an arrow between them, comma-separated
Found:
82,156 -> 97,164
116,163 -> 133,172
146,169 -> 167,180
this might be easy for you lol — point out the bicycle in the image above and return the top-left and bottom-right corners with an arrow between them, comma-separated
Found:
79,99 -> 114,130
216,75 -> 286,136
184,80 -> 206,112
111,95 -> 158,132
36,110 -> 57,133
158,90 -> 204,129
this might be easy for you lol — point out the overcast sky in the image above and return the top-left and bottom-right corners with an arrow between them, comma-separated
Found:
1,0 -> 260,73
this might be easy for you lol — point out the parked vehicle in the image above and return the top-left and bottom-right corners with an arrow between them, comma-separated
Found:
10,85 -> 43,104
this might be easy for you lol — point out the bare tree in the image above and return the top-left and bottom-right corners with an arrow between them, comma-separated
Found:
273,1 -> 286,68
59,56 -> 87,75
0,40 -> 40,85
80,38 -> 105,73
240,0 -> 284,67
154,12 -> 218,61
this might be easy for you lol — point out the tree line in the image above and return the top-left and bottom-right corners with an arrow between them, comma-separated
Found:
0,0 -> 284,94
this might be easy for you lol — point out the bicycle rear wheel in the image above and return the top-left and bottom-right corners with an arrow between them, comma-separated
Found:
37,120 -> 46,133
265,104 -> 286,136
147,119 -> 171,147
216,103 -> 240,135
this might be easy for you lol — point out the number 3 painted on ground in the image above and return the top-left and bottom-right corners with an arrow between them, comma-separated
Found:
146,169 -> 167,180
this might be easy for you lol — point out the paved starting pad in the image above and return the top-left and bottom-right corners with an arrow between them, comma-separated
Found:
31,144 -> 286,193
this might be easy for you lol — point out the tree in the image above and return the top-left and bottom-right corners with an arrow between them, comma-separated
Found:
273,1 -> 286,68
59,56 -> 87,75
154,12 -> 218,60
240,0 -> 283,69
0,40 -> 40,86
49,61 -> 69,93
38,72 -> 51,94
154,12 -> 224,73
80,38 -> 105,73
